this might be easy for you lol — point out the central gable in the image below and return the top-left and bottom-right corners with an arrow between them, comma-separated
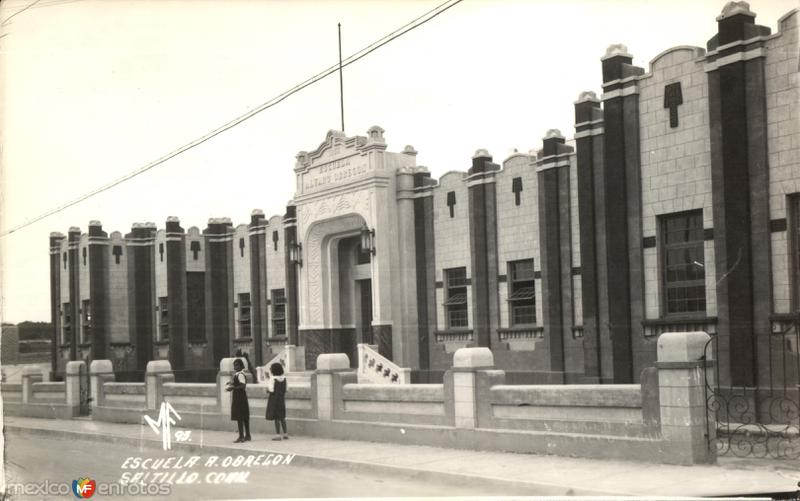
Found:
294,127 -> 388,197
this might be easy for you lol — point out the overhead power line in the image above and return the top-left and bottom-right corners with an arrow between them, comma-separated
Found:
1,0 -> 464,238
1,0 -> 44,26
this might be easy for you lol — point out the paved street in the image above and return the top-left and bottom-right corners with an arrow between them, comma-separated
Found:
4,415 -> 800,498
3,432 -> 534,500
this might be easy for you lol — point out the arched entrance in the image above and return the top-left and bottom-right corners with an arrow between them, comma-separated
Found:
298,214 -> 374,367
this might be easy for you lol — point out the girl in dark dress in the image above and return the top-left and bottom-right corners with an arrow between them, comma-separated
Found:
265,362 -> 288,440
226,359 -> 251,443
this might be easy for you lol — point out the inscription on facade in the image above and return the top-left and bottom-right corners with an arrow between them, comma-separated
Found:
302,156 -> 369,193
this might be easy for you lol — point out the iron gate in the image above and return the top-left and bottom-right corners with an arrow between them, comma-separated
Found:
704,319 -> 800,459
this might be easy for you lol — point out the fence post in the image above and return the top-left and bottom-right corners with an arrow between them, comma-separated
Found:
445,347 -> 494,429
90,360 -> 115,408
656,331 -> 716,464
65,360 -> 87,416
314,353 -> 350,421
21,366 -> 44,404
145,360 -> 174,411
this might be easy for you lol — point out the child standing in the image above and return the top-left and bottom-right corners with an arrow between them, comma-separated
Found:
265,362 -> 288,440
226,358 -> 251,443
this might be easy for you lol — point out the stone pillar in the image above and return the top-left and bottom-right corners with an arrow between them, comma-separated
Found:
21,366 -> 45,404
574,92 -> 605,383
413,171 -> 437,371
313,353 -> 350,421
705,2 -> 772,388
88,221 -> 109,360
283,205 -> 300,347
467,150 -> 501,349
67,227 -> 82,362
127,222 -> 157,371
165,217 -> 188,371
89,359 -> 115,408
49,232 -> 65,377
204,218 -> 234,368
536,131 -> 575,376
65,360 -> 87,416
446,347 -> 494,429
249,210 -> 268,366
395,165 -> 421,369
599,44 -> 644,383
656,331 -> 716,465
145,360 -> 174,411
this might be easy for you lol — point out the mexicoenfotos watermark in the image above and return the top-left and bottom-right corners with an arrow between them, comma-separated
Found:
4,478 -> 171,498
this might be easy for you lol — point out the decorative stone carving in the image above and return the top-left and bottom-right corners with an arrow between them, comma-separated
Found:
717,1 -> 755,20
577,90 -> 599,103
302,213 -> 367,326
603,43 -> 632,60
545,129 -> 564,140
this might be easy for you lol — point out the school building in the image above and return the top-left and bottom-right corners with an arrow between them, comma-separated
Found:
49,2 -> 799,386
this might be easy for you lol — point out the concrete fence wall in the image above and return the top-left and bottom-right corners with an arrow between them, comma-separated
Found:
3,361 -> 85,419
1,332 -> 716,465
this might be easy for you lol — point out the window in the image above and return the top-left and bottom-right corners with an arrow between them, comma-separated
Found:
272,289 -> 286,337
512,177 -> 523,206
81,300 -> 91,344
238,293 -> 252,339
508,259 -> 536,325
62,302 -> 71,344
158,296 -> 169,341
446,191 -> 456,218
112,245 -> 123,264
661,211 -> 706,315
444,267 -> 468,328
791,195 -> 800,312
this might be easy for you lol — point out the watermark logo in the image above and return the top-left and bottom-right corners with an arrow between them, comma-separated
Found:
144,401 -> 185,450
72,477 -> 96,498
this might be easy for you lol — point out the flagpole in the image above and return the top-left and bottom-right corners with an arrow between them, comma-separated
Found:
338,22 -> 345,133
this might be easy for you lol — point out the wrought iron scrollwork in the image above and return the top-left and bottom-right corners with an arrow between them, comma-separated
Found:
704,321 -> 800,460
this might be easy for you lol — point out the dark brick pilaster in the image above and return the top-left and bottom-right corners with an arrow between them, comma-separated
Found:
127,223 -> 156,370
204,218 -> 234,368
249,210 -> 268,366
600,44 -> 643,383
574,92 -> 604,381
706,3 -> 772,387
536,132 -> 574,373
284,205 -> 300,347
49,232 -> 65,374
165,217 -> 187,371
67,227 -> 81,361
467,150 -> 501,348
414,172 -> 437,370
88,221 -> 109,360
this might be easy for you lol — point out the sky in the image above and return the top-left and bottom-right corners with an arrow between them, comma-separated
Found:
1,0 -> 798,324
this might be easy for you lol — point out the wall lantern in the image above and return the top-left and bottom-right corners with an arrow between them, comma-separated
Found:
289,241 -> 303,266
360,224 -> 376,256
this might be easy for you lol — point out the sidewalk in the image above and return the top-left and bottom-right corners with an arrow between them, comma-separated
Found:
4,415 -> 800,497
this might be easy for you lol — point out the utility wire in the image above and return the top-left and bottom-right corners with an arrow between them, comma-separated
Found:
1,0 -> 44,26
1,0 -> 464,238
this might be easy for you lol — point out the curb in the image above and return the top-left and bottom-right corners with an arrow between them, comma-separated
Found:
5,423 -> 635,497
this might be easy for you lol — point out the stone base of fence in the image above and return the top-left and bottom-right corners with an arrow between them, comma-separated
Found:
2,332 -> 716,465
